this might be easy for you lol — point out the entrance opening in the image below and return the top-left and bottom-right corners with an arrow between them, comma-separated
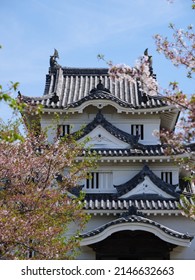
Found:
89,230 -> 176,260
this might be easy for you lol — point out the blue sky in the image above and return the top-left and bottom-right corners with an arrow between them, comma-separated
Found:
0,0 -> 194,121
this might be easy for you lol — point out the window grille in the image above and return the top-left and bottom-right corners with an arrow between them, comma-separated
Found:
131,124 -> 144,140
86,172 -> 112,190
86,172 -> 99,189
161,172 -> 172,184
57,125 -> 70,137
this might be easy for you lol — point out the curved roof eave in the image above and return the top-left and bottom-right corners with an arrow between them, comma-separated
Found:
80,215 -> 193,247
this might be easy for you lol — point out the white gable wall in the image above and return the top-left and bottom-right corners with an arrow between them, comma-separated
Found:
77,125 -> 130,149
40,109 -> 161,145
118,176 -> 175,199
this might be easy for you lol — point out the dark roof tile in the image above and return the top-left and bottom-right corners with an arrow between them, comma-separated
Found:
20,66 -> 169,110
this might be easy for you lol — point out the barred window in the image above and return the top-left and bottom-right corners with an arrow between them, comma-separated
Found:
131,124 -> 144,140
57,125 -> 70,137
86,172 -> 112,190
161,172 -> 172,184
86,172 -> 99,189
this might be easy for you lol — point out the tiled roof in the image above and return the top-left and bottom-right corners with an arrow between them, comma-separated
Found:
83,196 -> 181,211
81,192 -> 195,212
20,66 -> 169,110
68,80 -> 134,109
82,146 -> 185,157
114,165 -> 179,198
80,214 -> 193,241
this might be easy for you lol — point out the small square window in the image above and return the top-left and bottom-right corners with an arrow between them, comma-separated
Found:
161,172 -> 172,184
57,125 -> 70,137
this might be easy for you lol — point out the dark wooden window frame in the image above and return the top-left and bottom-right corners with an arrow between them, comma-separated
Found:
131,124 -> 144,140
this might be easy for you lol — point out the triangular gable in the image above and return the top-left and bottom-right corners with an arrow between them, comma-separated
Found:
114,165 -> 180,199
78,125 -> 130,149
73,111 -> 139,146
118,175 -> 176,199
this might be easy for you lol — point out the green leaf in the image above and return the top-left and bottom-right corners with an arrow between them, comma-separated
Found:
10,81 -> 20,91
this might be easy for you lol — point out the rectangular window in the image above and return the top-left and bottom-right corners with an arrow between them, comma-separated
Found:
86,172 -> 99,189
131,124 -> 144,140
57,125 -> 70,137
85,172 -> 112,191
161,172 -> 172,184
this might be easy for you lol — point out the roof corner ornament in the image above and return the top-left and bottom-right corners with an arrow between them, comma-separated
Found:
96,78 -> 105,90
17,91 -> 22,101
144,48 -> 153,76
49,48 -> 59,70
49,92 -> 59,104
90,78 -> 110,94
96,110 -> 104,123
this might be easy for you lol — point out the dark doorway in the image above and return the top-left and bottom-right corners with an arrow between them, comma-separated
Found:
89,231 -> 176,260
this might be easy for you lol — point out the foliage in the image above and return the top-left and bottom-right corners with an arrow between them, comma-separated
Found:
0,80 -> 96,259
0,125 -> 96,259
179,195 -> 195,220
0,83 -> 22,110
153,5 -> 195,186
155,23 -> 195,78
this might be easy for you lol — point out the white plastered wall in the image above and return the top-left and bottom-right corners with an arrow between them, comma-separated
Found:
40,109 -> 161,145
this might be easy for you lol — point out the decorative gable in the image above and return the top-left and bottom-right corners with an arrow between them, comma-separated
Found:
118,175 -> 176,199
73,111 -> 139,148
78,125 -> 130,149
68,80 -> 133,111
114,165 -> 180,200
